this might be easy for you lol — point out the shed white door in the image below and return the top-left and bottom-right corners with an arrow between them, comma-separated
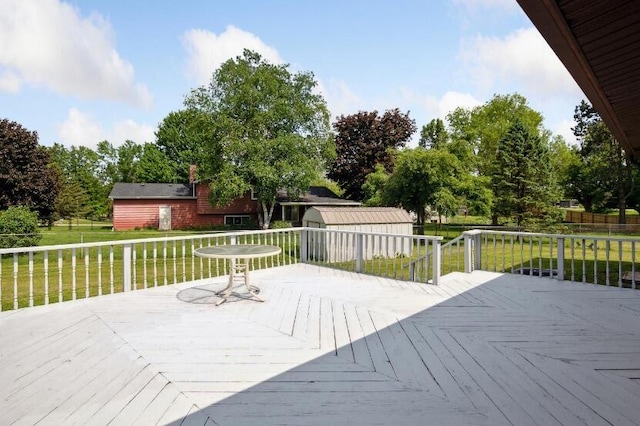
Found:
159,206 -> 171,230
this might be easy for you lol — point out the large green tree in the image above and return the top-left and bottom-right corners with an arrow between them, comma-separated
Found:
48,144 -> 108,220
185,49 -> 334,229
419,118 -> 448,149
328,109 -> 416,201
491,120 -> 561,228
446,93 -> 548,224
569,100 -> 634,223
0,119 -> 60,222
137,143 -> 180,183
382,148 -> 460,230
155,109 -> 211,182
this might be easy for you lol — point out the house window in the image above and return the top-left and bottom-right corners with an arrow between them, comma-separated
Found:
225,215 -> 251,226
250,188 -> 258,200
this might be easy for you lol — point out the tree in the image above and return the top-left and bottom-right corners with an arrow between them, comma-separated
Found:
0,119 -> 60,222
117,140 -> 143,183
382,148 -> 462,232
328,109 -> 416,201
491,120 -> 561,228
0,206 -> 41,248
185,49 -> 333,229
155,109 -> 211,182
55,179 -> 90,229
49,143 -> 111,218
446,93 -> 547,224
419,118 -> 448,149
569,100 -> 634,223
361,164 -> 389,206
137,143 -> 180,183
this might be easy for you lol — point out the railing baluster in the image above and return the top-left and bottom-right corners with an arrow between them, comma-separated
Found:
109,246 -> 115,294
71,247 -> 77,300
163,240 -> 168,286
173,240 -> 177,284
13,253 -> 18,309
143,242 -> 148,289
85,247 -> 90,297
605,240 -> 610,286
618,240 -> 623,288
538,235 -> 542,277
58,249 -> 63,302
182,240 -> 187,283
153,242 -> 158,287
132,243 -> 137,290
581,238 -> 586,283
28,252 -> 34,307
593,240 -> 598,285
98,247 -> 103,296
632,241 -> 637,290
43,251 -> 49,305
570,237 -> 575,282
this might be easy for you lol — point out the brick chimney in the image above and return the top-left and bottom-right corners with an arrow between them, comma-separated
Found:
188,164 -> 197,184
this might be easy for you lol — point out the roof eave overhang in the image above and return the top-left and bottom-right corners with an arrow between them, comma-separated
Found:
516,0 -> 637,158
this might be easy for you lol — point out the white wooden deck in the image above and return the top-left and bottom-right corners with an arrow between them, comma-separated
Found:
2,264 -> 640,425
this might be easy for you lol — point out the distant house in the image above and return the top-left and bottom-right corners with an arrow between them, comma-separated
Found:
109,183 -> 359,231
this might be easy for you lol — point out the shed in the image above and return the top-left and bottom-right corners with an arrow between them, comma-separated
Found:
302,207 -> 414,262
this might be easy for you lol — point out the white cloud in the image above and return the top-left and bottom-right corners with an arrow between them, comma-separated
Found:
0,70 -> 20,93
424,91 -> 483,119
460,27 -> 581,97
317,78 -> 365,119
552,118 -> 578,146
182,25 -> 283,84
0,0 -> 152,107
56,108 -> 154,149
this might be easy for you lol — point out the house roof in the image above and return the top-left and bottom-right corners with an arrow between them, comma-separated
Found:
516,0 -> 640,158
109,183 -> 195,199
303,206 -> 413,225
277,186 -> 361,206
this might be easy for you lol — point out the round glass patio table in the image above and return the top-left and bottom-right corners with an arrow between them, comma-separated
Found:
194,245 -> 281,305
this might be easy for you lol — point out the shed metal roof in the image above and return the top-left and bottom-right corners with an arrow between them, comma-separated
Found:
109,183 -> 195,199
305,207 -> 413,225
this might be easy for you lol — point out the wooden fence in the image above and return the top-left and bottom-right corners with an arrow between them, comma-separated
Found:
565,210 -> 640,225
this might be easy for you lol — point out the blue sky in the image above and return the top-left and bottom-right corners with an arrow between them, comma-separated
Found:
1,0 -> 584,149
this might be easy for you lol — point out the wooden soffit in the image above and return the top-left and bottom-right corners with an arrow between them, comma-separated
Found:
517,0 -> 640,158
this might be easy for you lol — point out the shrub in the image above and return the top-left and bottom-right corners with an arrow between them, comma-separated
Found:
270,221 -> 293,229
0,206 -> 42,248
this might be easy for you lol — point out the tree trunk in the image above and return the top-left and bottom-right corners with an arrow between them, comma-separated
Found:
416,209 -> 425,235
260,201 -> 276,229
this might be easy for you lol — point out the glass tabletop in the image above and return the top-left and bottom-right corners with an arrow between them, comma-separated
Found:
194,244 -> 281,259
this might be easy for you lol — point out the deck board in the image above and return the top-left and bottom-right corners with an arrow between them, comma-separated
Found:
1,265 -> 640,425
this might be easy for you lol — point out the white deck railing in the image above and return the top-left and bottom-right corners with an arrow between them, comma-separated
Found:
0,229 -> 300,312
0,227 -> 443,312
300,227 -> 442,285
457,229 -> 640,288
5,226 -> 637,312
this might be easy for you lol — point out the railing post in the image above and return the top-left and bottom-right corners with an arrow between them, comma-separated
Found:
356,233 -> 363,273
557,237 -> 564,281
123,244 -> 132,292
463,231 -> 474,273
300,228 -> 308,263
474,233 -> 482,271
432,238 -> 441,286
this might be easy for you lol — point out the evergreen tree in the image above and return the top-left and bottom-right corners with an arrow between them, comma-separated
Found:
492,120 -> 561,228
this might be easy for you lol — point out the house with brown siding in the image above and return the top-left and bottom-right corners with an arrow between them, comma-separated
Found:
109,183 -> 359,230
